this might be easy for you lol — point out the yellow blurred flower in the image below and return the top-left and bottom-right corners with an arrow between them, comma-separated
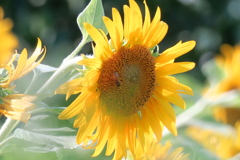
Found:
187,122 -> 240,159
214,106 -> 240,126
0,7 -> 18,67
210,44 -> 240,95
129,140 -> 189,160
57,0 -> 195,159
1,38 -> 46,87
0,94 -> 36,123
0,38 -> 46,122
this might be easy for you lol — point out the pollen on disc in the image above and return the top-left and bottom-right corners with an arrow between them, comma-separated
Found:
98,45 -> 155,116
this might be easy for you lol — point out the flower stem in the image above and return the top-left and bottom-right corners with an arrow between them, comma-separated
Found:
0,118 -> 19,142
36,39 -> 87,100
36,56 -> 83,100
62,38 -> 87,63
162,90 -> 239,137
0,39 -> 87,143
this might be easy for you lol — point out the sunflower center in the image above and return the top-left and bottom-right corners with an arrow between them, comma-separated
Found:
98,45 -> 155,116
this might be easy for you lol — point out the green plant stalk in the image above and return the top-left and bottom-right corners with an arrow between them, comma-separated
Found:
36,56 -> 83,100
0,57 -> 81,144
62,38 -> 87,64
37,39 -> 87,100
0,39 -> 86,143
0,118 -> 19,142
0,77 -> 37,143
162,90 -> 239,137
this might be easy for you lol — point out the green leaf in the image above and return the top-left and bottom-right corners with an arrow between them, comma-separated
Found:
0,102 -> 113,160
0,88 -> 14,100
34,63 -> 57,75
0,103 -> 77,154
13,128 -> 78,150
56,147 -> 113,160
77,0 -> 107,43
0,140 -> 58,160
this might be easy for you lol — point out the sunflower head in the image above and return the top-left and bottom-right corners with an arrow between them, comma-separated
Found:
188,125 -> 240,159
210,44 -> 240,95
57,0 -> 195,159
0,93 -> 36,123
0,38 -> 46,122
0,38 -> 46,88
97,45 -> 156,116
213,106 -> 240,126
129,140 -> 189,160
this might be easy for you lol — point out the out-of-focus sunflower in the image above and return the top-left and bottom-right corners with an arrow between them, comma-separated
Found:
187,122 -> 240,159
56,0 -> 195,159
2,38 -> 46,87
129,140 -> 189,160
209,44 -> 240,95
0,7 -> 18,67
213,106 -> 240,126
0,94 -> 36,123
0,35 -> 46,122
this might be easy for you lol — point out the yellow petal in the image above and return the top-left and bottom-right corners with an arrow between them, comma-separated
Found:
156,76 -> 193,95
143,21 -> 168,48
156,62 -> 195,76
3,110 -> 30,123
103,16 -> 121,51
58,88 -> 90,119
156,41 -> 196,65
78,58 -> 102,69
81,69 -> 100,87
160,89 -> 186,109
106,134 -> 117,156
112,8 -> 123,41
83,22 -> 106,44
151,98 -> 177,136
55,78 -> 82,97
142,107 -> 163,141
10,38 -> 45,82
142,0 -> 150,36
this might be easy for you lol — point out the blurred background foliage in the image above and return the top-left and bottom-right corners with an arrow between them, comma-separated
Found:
1,0 -> 240,159
1,0 -> 239,84
2,0 -> 240,71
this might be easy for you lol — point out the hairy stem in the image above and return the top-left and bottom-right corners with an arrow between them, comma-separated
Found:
62,39 -> 87,63
37,56 -> 82,100
0,119 -> 19,142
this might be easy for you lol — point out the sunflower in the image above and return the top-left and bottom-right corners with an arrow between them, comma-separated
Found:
0,94 -> 36,123
209,44 -> 240,95
187,122 -> 240,159
214,106 -> 240,126
0,7 -> 18,67
1,38 -> 46,87
129,140 -> 189,160
57,0 -> 195,159
0,38 -> 46,122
